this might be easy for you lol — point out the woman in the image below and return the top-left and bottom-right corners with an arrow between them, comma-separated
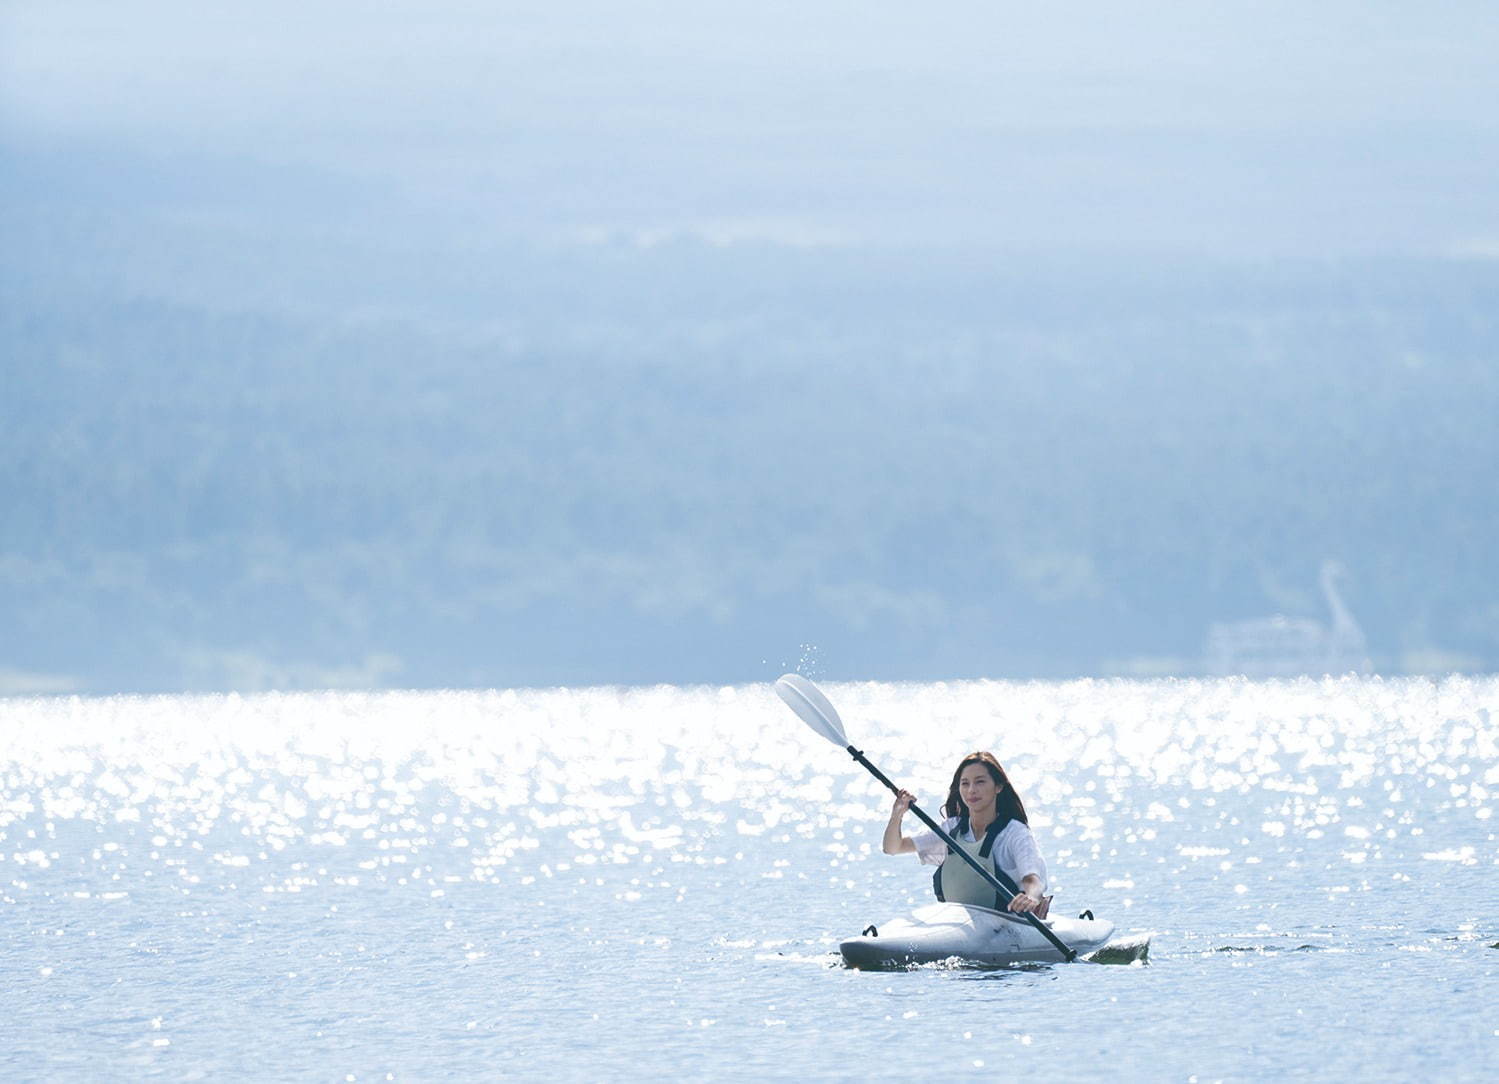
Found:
882,751 -> 1050,916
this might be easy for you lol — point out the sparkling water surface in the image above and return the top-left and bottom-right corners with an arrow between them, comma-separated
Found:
3,678 -> 1496,1079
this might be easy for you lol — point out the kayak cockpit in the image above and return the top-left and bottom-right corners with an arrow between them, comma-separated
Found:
840,903 -> 1119,970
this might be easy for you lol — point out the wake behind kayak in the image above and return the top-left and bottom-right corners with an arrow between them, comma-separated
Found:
840,902 -> 1123,969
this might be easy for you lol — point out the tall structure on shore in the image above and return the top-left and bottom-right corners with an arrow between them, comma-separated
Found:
1204,561 -> 1371,678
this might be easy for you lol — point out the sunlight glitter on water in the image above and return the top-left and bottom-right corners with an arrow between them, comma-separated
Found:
3,676 -> 1497,1078
2,678 -> 1495,901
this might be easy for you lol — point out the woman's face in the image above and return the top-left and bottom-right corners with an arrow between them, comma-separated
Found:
959,763 -> 1001,812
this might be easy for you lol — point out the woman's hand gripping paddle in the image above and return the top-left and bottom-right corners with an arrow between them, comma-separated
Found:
773,673 -> 1079,963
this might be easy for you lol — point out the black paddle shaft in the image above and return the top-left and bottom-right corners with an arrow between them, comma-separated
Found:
846,745 -> 1078,963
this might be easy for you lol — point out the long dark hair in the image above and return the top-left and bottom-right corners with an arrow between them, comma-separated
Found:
942,751 -> 1029,825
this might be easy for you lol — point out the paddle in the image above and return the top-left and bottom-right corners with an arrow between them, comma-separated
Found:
774,673 -> 1079,963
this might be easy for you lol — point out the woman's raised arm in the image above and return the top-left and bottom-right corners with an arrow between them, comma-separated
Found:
882,789 -> 918,854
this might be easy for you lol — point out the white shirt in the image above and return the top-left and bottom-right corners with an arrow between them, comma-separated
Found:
912,817 -> 1049,895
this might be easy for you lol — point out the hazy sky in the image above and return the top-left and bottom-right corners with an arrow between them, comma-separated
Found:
6,1 -> 1498,256
5,3 -> 1499,692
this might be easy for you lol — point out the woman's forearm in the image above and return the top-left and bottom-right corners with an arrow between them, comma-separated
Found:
882,816 -> 914,854
883,790 -> 917,854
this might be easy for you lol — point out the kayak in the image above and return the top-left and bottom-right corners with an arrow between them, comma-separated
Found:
840,902 -> 1119,969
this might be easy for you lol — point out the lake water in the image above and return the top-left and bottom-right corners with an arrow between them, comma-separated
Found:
3,677 -> 1496,1079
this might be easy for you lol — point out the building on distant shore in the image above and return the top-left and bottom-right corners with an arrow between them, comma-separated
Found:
1203,561 -> 1371,678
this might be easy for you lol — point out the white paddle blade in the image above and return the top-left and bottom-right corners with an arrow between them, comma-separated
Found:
774,674 -> 849,747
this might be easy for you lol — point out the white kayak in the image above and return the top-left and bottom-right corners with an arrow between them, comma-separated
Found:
840,902 -> 1118,969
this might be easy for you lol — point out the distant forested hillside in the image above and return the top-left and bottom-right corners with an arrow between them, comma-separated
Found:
4,202 -> 1498,692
